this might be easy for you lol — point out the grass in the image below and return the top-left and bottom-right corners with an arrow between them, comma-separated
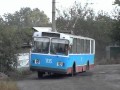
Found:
0,81 -> 19,90
0,69 -> 33,90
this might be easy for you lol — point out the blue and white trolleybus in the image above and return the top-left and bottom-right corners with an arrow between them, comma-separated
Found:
30,29 -> 95,77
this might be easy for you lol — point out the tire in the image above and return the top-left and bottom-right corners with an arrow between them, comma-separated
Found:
71,63 -> 76,76
86,61 -> 89,71
38,71 -> 44,78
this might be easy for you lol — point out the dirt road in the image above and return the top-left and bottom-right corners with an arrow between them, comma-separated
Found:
17,64 -> 120,90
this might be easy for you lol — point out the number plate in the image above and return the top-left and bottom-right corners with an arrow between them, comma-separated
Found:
46,59 -> 52,63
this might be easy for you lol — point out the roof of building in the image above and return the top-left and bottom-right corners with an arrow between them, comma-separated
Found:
32,27 -> 52,32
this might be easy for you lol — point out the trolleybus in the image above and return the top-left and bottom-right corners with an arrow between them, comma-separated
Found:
30,29 -> 95,78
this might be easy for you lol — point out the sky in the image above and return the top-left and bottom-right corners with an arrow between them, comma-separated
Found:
0,0 -> 116,21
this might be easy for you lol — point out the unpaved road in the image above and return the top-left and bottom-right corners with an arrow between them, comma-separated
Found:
17,64 -> 120,90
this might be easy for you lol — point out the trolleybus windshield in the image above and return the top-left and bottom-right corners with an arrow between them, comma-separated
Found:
50,38 -> 69,55
32,37 -> 50,53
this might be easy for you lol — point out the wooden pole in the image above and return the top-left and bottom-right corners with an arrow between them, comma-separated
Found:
52,0 -> 56,32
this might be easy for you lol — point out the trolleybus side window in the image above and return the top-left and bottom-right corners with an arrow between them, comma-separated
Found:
83,39 -> 90,54
91,40 -> 94,54
86,40 -> 90,53
71,38 -> 77,54
80,39 -> 84,53
77,39 -> 81,53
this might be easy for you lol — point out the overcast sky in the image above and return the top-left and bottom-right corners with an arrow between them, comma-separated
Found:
0,0 -> 116,21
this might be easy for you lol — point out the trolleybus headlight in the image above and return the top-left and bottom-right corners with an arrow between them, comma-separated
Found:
57,62 -> 64,66
34,59 -> 40,64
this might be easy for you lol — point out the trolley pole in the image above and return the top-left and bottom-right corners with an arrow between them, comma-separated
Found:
52,0 -> 56,32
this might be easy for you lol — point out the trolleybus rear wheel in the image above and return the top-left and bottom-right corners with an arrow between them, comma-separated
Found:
71,63 -> 76,76
86,61 -> 89,71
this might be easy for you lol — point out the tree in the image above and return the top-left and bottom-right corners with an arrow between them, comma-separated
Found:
3,7 -> 50,47
4,7 -> 50,27
0,16 -> 4,24
0,7 -> 51,72
114,0 -> 120,5
110,0 -> 120,45
0,28 -> 21,72
56,2 -> 113,61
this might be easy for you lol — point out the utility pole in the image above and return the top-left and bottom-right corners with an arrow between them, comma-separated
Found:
52,0 -> 56,32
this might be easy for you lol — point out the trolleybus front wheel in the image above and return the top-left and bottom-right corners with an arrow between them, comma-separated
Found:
38,71 -> 44,78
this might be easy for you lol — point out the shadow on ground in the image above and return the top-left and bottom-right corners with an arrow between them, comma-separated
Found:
32,71 -> 94,80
